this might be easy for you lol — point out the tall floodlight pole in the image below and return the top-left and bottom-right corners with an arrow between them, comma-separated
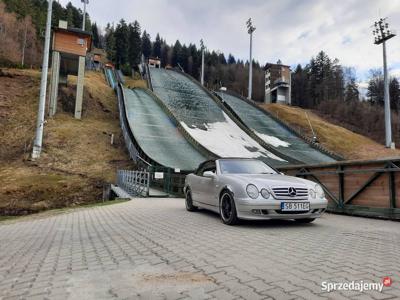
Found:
372,18 -> 396,148
82,0 -> 89,30
31,0 -> 53,159
200,39 -> 205,86
246,18 -> 256,100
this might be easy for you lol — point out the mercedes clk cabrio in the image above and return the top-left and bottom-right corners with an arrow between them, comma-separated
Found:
184,158 -> 328,225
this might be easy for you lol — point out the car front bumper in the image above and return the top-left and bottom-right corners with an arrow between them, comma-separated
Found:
235,197 -> 328,220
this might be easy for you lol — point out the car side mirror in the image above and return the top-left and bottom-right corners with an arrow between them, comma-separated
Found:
280,172 -> 285,175
203,171 -> 216,178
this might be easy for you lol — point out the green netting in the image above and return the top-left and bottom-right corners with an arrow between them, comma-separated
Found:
149,68 -> 291,167
123,87 -> 206,171
105,68 -> 117,89
218,92 -> 336,164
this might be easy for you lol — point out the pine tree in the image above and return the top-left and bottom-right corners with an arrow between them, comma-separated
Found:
152,33 -> 162,58
105,23 -> 116,62
114,19 -> 129,68
172,40 -> 182,67
228,54 -> 236,64
344,67 -> 359,102
141,30 -> 152,58
91,23 -> 100,48
128,21 -> 141,68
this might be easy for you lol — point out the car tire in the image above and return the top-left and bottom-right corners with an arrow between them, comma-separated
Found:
294,218 -> 315,223
185,189 -> 198,212
220,191 -> 239,225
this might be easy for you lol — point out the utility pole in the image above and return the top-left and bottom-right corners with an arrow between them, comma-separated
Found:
82,0 -> 89,31
21,20 -> 28,67
372,18 -> 396,148
246,18 -> 256,100
31,0 -> 53,159
200,39 -> 205,86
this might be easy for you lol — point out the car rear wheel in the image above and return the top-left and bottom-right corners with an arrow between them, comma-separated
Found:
220,191 -> 238,225
185,189 -> 198,212
294,218 -> 315,223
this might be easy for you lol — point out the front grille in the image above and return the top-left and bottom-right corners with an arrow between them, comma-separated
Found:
272,187 -> 308,200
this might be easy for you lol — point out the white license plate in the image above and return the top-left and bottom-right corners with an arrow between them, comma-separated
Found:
280,202 -> 310,211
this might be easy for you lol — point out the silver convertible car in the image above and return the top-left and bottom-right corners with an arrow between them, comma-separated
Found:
184,158 -> 328,225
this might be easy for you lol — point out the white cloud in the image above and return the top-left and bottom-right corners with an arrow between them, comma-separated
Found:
59,0 -> 400,79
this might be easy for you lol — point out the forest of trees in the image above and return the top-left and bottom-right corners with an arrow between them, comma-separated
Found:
87,12 -> 400,147
0,0 -> 95,67
103,19 -> 266,101
292,51 -> 400,145
2,1 -> 400,145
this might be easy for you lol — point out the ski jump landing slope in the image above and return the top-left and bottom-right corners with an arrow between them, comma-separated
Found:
149,68 -> 292,167
123,87 -> 206,171
217,92 -> 337,164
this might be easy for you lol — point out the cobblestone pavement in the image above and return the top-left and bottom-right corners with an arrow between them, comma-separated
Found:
0,198 -> 399,300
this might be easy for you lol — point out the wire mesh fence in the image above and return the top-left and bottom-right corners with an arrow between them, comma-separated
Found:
117,170 -> 150,197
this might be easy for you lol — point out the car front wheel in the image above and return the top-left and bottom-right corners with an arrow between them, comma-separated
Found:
185,189 -> 198,212
220,191 -> 238,225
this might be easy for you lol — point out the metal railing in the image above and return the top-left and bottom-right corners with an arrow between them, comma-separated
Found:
279,158 -> 400,219
117,170 -> 150,197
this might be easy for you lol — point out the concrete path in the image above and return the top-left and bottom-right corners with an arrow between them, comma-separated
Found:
0,198 -> 399,299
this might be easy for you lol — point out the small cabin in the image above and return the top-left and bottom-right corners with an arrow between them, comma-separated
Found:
148,57 -> 161,68
53,27 -> 92,57
49,21 -> 93,119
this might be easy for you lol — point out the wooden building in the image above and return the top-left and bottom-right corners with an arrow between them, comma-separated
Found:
49,21 -> 92,119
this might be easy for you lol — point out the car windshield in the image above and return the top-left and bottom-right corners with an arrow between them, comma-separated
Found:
219,159 -> 278,175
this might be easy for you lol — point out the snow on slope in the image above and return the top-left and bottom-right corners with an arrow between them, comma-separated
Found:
181,112 -> 286,162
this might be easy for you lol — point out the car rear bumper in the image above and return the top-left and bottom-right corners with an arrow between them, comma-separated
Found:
235,198 -> 328,220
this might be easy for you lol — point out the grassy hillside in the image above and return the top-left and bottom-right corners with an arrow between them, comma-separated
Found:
0,68 -> 131,215
260,103 -> 400,160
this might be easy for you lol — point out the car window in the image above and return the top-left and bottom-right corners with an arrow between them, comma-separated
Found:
203,165 -> 216,175
195,161 -> 216,176
219,159 -> 277,174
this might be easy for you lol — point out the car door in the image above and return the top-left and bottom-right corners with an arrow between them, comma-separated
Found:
189,164 -> 206,202
198,162 -> 218,207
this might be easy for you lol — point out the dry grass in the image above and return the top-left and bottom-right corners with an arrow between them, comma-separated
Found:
260,103 -> 400,160
124,78 -> 147,89
0,68 -> 132,215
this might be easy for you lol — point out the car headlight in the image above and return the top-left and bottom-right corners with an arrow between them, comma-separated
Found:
261,188 -> 270,199
246,184 -> 259,199
315,184 -> 325,198
309,189 -> 316,199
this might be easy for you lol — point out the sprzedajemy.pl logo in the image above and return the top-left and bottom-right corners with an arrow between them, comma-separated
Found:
321,277 -> 392,293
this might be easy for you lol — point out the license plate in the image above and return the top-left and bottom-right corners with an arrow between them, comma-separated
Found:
280,202 -> 310,211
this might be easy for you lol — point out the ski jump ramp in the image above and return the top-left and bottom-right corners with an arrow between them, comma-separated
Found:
149,68 -> 294,167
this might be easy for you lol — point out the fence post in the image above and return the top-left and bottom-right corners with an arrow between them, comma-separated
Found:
338,165 -> 345,209
146,171 -> 150,197
389,168 -> 396,209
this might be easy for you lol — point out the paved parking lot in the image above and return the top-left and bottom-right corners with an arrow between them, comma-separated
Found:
0,198 -> 399,300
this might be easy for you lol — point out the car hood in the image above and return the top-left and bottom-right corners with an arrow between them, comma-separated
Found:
225,174 -> 312,188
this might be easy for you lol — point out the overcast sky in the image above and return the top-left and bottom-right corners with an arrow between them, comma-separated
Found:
60,0 -> 400,82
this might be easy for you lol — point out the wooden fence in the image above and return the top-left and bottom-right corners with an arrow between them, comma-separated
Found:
279,158 -> 400,219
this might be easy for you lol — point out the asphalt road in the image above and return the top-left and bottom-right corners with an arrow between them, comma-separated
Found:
0,198 -> 399,300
